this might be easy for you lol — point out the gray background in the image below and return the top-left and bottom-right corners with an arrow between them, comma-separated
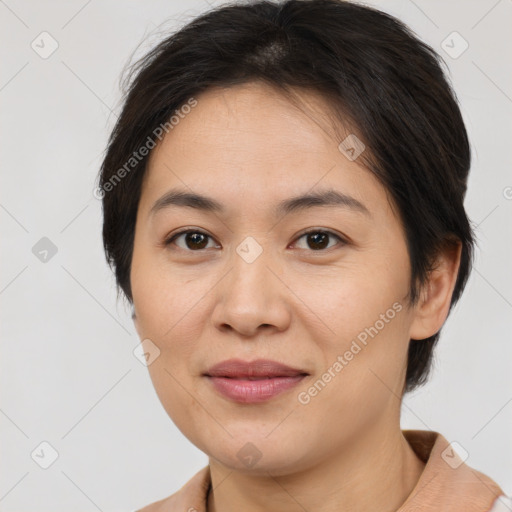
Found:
1,0 -> 511,510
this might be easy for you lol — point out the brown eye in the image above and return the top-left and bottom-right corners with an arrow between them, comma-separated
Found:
293,230 -> 345,251
165,230 -> 217,251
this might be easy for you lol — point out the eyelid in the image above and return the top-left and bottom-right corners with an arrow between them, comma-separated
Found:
290,228 -> 348,251
164,227 -> 348,252
164,227 -> 218,249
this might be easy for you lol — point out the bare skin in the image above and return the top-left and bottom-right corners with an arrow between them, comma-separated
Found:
131,81 -> 461,512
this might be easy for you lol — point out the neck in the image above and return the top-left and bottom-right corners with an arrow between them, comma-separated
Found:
206,421 -> 425,512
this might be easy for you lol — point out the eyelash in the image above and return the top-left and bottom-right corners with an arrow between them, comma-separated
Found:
163,228 -> 347,252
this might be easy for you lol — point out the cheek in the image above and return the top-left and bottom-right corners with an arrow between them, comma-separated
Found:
144,358 -> 207,448
131,258 -> 220,408
293,306 -> 410,442
287,259 -> 409,344
288,259 -> 411,403
132,268 -> 210,429
131,245 -> 205,341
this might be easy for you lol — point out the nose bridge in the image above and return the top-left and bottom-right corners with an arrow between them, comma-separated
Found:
211,235 -> 290,335
230,235 -> 277,305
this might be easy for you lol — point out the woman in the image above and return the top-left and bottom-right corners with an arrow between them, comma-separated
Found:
97,1 -> 510,510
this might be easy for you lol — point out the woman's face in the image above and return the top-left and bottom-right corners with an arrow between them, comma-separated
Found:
130,81 -> 423,475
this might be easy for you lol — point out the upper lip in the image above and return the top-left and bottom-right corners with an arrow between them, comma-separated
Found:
204,358 -> 309,378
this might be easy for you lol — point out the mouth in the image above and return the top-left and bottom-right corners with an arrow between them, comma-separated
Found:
204,358 -> 309,379
203,358 -> 309,403
220,375 -> 296,380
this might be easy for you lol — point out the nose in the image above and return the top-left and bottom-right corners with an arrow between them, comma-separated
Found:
210,245 -> 292,338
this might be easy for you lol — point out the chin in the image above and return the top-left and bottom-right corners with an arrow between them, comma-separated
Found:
203,433 -> 314,476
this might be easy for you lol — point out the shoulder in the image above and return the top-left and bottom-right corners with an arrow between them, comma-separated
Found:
133,465 -> 211,512
401,429 -> 508,511
133,495 -> 172,512
488,495 -> 512,512
134,493 -> 178,512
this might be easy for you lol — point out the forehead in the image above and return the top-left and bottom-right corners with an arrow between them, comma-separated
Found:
139,81 -> 389,220
168,81 -> 347,155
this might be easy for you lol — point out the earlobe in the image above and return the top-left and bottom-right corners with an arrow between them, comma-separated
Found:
132,304 -> 141,337
409,241 -> 462,341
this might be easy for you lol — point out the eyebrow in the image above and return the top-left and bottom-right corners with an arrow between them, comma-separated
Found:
149,187 -> 371,218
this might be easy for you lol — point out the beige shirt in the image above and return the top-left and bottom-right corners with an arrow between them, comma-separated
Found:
136,430 -> 509,511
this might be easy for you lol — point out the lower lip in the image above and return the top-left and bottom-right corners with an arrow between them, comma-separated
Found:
206,375 -> 307,403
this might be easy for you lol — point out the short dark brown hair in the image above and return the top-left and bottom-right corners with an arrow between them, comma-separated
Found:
98,0 -> 475,394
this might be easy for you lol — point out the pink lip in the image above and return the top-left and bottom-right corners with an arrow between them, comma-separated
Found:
204,358 -> 309,403
206,375 -> 307,403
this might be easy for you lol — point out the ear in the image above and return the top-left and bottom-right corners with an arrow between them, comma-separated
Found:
131,304 -> 141,338
409,240 -> 462,340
